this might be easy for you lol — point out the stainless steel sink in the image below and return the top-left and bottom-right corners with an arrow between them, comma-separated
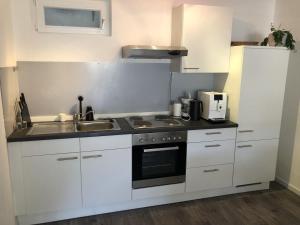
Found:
27,122 -> 76,136
76,119 -> 121,132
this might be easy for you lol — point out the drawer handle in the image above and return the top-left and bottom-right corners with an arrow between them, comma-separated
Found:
205,132 -> 222,135
237,145 -> 253,148
82,155 -> 103,159
205,144 -> 221,148
239,130 -> 254,133
204,169 -> 219,173
57,157 -> 78,161
184,67 -> 200,70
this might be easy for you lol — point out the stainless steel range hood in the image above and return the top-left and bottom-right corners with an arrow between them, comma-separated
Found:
122,45 -> 188,59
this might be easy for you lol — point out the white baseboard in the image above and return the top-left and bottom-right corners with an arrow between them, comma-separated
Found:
276,176 -> 300,196
17,182 -> 269,225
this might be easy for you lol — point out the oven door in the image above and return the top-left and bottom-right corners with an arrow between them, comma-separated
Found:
132,142 -> 186,189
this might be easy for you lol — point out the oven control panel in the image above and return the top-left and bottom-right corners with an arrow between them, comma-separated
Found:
132,131 -> 187,146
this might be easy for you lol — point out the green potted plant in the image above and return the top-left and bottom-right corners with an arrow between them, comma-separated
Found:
261,24 -> 296,50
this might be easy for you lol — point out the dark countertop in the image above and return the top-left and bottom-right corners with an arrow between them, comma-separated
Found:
7,118 -> 238,143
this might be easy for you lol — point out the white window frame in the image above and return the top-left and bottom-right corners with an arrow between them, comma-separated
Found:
34,0 -> 111,35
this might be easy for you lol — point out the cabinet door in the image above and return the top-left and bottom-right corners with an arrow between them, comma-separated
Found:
237,48 -> 289,142
233,139 -> 279,186
22,153 -> 81,214
181,5 -> 232,73
81,148 -> 131,208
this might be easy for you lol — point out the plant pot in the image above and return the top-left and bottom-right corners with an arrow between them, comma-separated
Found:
268,33 -> 288,47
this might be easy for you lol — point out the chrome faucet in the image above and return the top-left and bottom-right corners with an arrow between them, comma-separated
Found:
81,110 -> 95,121
74,96 -> 95,123
73,111 -> 95,125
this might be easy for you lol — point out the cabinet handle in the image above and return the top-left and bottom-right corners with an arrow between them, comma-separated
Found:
237,145 -> 253,149
57,157 -> 78,161
239,130 -> 254,133
82,155 -> 103,159
144,147 -> 179,153
205,144 -> 221,148
184,67 -> 200,70
204,169 -> 219,173
205,132 -> 222,135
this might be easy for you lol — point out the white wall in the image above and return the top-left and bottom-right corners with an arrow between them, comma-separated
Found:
0,90 -> 15,225
11,0 -> 173,62
275,0 -> 300,195
274,0 -> 300,40
11,0 -> 276,62
0,68 -> 20,135
0,0 -> 17,224
0,0 -> 16,66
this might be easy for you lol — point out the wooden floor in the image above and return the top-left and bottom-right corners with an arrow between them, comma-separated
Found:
41,183 -> 300,225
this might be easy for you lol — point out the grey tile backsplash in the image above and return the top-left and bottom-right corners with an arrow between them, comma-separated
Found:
17,61 -> 215,116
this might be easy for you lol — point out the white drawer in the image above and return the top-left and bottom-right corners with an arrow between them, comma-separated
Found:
186,164 -> 233,193
80,135 -> 132,151
187,140 -> 235,168
188,128 -> 236,143
21,138 -> 80,157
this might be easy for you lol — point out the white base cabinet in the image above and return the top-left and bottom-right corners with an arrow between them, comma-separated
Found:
233,139 -> 279,186
81,148 -> 131,208
8,135 -> 132,217
7,129 -> 280,225
22,153 -> 82,214
186,129 -> 236,193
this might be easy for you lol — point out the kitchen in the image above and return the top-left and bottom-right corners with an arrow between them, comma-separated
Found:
1,0 -> 300,225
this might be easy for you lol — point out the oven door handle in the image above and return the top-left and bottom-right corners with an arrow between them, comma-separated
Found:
144,146 -> 180,153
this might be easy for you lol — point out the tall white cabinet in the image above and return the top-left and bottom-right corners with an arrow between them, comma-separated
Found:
171,4 -> 233,73
223,46 -> 290,186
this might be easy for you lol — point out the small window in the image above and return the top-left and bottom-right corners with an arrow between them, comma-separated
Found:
35,0 -> 111,35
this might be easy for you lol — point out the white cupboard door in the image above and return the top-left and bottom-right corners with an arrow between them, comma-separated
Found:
181,5 -> 232,73
237,48 -> 289,142
81,149 -> 131,208
22,153 -> 82,214
233,139 -> 279,186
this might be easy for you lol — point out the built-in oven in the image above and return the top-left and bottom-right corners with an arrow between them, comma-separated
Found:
132,131 -> 187,189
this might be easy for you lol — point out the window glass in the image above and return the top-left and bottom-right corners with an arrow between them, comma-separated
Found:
44,7 -> 101,28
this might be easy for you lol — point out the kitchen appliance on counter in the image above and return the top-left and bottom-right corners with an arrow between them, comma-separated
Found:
198,91 -> 227,122
172,103 -> 182,118
181,97 -> 193,120
132,131 -> 187,189
189,100 -> 202,121
126,115 -> 184,129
